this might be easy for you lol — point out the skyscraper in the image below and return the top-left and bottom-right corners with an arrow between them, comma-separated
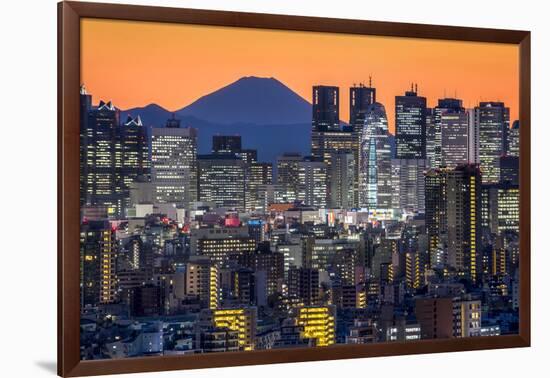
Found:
359,102 -> 392,210
395,86 -> 427,159
476,102 -> 510,183
350,83 -> 377,206
438,98 -> 469,168
276,153 -> 303,203
80,85 -> 92,208
151,117 -> 198,208
197,154 -> 247,210
481,183 -> 519,235
120,115 -> 150,213
500,156 -> 519,185
425,108 -> 437,168
433,98 -> 464,169
298,158 -> 328,208
329,152 -> 356,209
349,83 -> 376,134
246,162 -> 273,213
310,130 -> 354,205
424,168 -> 449,265
467,108 -> 479,164
80,93 -> 123,216
446,164 -> 482,281
507,120 -> 520,157
311,131 -> 355,166
391,159 -> 426,215
312,85 -> 339,132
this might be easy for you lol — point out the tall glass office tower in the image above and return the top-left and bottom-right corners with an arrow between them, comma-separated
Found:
359,102 -> 392,210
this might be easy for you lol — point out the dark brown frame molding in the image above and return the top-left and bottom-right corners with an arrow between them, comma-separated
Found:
58,1 -> 531,376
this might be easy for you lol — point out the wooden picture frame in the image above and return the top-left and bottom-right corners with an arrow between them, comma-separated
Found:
58,1 -> 531,376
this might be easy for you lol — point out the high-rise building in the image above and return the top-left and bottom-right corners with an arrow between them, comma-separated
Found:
425,108 -> 437,168
297,158 -> 328,208
446,165 -> 482,281
186,258 -> 219,309
312,86 -> 339,132
507,120 -> 520,157
425,164 -> 482,280
80,85 -> 92,208
80,220 -> 117,308
329,152 -> 356,209
80,92 -> 124,216
120,115 -> 150,213
195,233 -> 256,266
391,159 -> 426,215
349,83 -> 376,135
227,267 -> 256,305
395,86 -> 427,159
205,307 -> 258,351
287,267 -> 320,305
246,162 -> 273,212
481,183 -> 519,234
233,244 -> 284,303
310,131 -> 354,205
405,251 -> 426,289
212,135 -> 242,154
467,108 -> 479,164
359,102 -> 392,209
476,102 -> 510,183
198,154 -> 246,210
439,99 -> 469,168
295,306 -> 336,346
499,156 -> 519,185
350,83 -> 377,206
151,118 -> 198,208
276,153 -> 303,203
433,98 -> 464,169
424,168 -> 449,265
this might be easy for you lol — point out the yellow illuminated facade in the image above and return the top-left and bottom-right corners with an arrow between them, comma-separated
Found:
212,308 -> 257,351
296,306 -> 336,347
209,266 -> 219,309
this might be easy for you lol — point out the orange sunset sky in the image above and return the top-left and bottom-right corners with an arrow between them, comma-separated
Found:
81,18 -> 519,133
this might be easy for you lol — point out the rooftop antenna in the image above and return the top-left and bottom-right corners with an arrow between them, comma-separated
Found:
411,82 -> 414,92
369,75 -> 372,87
415,83 -> 418,94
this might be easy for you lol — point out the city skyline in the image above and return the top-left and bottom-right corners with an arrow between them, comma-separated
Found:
81,18 -> 519,133
78,19 -> 520,361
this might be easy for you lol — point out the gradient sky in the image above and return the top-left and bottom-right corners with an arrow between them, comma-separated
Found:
81,18 -> 519,133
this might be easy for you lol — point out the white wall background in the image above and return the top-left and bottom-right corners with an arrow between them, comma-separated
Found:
1,0 -> 547,376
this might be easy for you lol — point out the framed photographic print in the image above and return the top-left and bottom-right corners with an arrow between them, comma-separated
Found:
58,1 -> 530,376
